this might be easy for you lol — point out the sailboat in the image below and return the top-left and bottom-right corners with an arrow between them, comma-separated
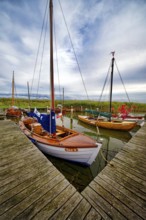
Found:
19,0 -> 102,166
6,71 -> 22,117
78,52 -> 137,131
112,104 -> 144,125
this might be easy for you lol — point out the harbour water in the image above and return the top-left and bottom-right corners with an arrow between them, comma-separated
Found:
44,112 -> 140,192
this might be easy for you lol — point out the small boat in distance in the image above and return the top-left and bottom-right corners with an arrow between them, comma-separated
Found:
112,104 -> 144,125
78,52 -> 137,131
19,0 -> 102,166
6,71 -> 22,118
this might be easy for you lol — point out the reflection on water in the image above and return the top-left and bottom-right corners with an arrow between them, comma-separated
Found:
6,112 -> 139,192
45,113 -> 136,192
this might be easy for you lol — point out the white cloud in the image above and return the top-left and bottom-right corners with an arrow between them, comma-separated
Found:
0,0 -> 146,103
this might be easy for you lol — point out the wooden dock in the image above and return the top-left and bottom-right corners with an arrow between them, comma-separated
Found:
0,109 -> 5,120
82,123 -> 146,220
0,120 -> 146,219
0,120 -> 100,219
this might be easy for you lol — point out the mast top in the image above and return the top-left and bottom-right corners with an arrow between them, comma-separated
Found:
111,51 -> 115,58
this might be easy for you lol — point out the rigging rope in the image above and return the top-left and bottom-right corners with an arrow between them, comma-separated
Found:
53,18 -> 62,100
99,148 -> 114,166
97,62 -> 111,109
115,60 -> 131,103
36,12 -> 48,98
30,0 -> 49,102
14,82 -> 19,106
58,0 -> 90,101
97,57 -> 131,111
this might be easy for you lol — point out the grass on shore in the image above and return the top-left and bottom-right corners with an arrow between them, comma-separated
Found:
0,98 -> 146,113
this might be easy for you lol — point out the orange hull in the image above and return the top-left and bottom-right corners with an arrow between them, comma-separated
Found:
78,115 -> 137,131
6,107 -> 22,117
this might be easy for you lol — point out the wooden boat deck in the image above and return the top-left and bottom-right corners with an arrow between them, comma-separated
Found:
0,120 -> 146,219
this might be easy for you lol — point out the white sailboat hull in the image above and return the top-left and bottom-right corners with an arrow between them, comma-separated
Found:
33,139 -> 102,166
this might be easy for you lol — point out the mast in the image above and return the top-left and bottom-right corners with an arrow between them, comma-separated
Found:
109,51 -> 115,121
49,0 -> 55,110
62,87 -> 64,107
12,71 -> 15,106
27,81 -> 30,108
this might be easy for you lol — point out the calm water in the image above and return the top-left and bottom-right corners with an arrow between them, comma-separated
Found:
44,112 -> 140,192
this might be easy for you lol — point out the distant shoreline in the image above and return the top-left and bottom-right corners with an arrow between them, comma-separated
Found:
1,98 -> 146,112
0,92 -> 146,104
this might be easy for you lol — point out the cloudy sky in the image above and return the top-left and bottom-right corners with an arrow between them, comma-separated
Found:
0,0 -> 146,103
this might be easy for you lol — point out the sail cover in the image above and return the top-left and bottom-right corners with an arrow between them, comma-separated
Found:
28,108 -> 56,134
85,109 -> 111,118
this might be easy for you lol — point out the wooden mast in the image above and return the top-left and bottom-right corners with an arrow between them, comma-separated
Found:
49,0 -> 55,110
12,71 -> 15,106
109,51 -> 115,121
27,81 -> 30,108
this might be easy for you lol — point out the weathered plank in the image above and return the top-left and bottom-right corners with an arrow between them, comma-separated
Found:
97,172 -> 146,210
111,151 -> 146,174
94,175 -> 146,218
65,198 -> 91,220
112,156 -> 146,181
101,164 -> 146,201
84,208 -> 102,220
1,120 -> 99,220
129,136 -> 146,146
82,123 -> 146,220
49,192 -> 83,220
0,120 -> 146,220
121,151 -> 146,164
82,186 -> 124,220
0,166 -> 55,205
31,184 -> 76,220
0,169 -> 60,215
89,180 -> 143,220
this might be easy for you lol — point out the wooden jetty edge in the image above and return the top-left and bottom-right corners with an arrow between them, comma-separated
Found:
0,120 -> 99,220
0,120 -> 146,219
82,123 -> 146,220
